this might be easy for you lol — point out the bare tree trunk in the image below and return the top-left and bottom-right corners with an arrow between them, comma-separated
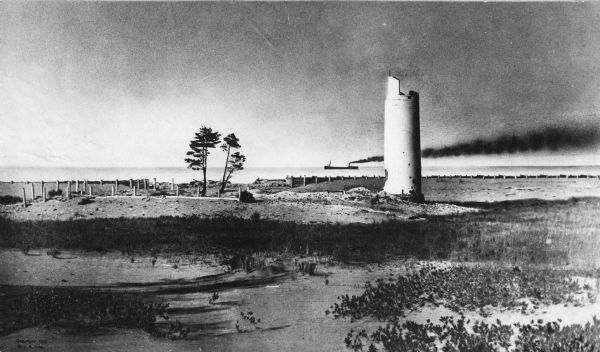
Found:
202,148 -> 207,196
220,146 -> 230,193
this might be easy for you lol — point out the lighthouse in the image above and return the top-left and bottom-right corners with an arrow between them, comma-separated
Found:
383,74 -> 423,201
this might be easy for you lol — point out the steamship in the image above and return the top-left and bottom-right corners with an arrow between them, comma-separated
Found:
324,161 -> 359,170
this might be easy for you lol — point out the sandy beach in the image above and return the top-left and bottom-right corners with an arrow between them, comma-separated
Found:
1,177 -> 600,351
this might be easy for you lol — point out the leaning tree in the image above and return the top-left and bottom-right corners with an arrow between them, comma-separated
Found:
184,126 -> 221,196
222,151 -> 246,190
219,133 -> 241,192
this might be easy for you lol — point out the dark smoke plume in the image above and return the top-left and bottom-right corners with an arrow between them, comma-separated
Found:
422,126 -> 600,158
350,126 -> 599,162
349,156 -> 384,164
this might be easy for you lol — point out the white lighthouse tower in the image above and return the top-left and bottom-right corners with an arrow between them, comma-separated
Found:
383,74 -> 423,201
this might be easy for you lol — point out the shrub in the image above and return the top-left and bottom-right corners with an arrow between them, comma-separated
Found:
330,265 -> 586,321
48,189 -> 62,197
78,198 -> 95,205
239,190 -> 255,203
0,288 -> 168,336
0,195 -> 22,205
250,211 -> 261,222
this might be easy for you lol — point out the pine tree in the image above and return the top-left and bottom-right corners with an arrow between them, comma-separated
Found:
222,152 -> 246,190
184,126 -> 221,196
220,133 -> 241,192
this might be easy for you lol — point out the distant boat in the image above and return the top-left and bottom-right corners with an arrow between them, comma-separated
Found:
324,161 -> 359,170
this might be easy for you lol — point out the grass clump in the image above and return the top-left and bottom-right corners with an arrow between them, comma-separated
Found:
331,265 -> 600,351
343,316 -> 600,352
345,316 -> 513,352
0,288 -> 167,336
330,265 -> 591,321
515,317 -> 600,352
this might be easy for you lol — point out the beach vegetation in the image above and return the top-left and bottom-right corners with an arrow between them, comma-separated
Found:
0,287 -> 168,336
1,198 -> 599,268
0,195 -> 21,204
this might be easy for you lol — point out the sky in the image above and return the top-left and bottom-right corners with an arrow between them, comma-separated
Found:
1,2 -> 599,168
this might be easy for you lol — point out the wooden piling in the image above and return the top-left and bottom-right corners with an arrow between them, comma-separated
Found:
88,185 -> 92,197
31,183 -> 35,201
22,188 -> 26,207
75,180 -> 79,192
84,180 -> 87,191
217,190 -> 220,198
115,179 -> 119,193
129,179 -> 133,188
144,179 -> 147,190
42,186 -> 46,202
133,186 -> 137,196
314,176 -> 318,184
171,178 -> 174,191
67,181 -> 71,199
153,178 -> 157,191
56,180 -> 59,191
136,179 -> 140,190
303,176 -> 306,187
176,185 -> 179,197
111,185 -> 115,196
196,185 -> 200,197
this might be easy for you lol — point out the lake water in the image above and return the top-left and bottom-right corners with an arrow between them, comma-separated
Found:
1,165 -> 599,184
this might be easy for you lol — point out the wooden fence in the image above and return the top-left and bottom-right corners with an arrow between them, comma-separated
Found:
285,175 -> 383,187
286,173 -> 600,187
7,178 -> 242,207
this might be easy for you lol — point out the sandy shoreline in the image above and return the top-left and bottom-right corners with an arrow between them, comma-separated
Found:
2,177 -> 600,351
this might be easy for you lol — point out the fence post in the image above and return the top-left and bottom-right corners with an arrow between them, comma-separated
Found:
238,187 -> 242,201
84,180 -> 87,192
88,185 -> 92,197
31,183 -> 35,201
196,185 -> 200,197
22,188 -> 26,207
341,176 -> 344,181
100,180 -> 103,187
42,185 -> 46,202
217,189 -> 220,198
75,180 -> 79,193
133,185 -> 137,196
176,185 -> 179,197
41,181 -> 45,198
303,176 -> 306,186
328,176 -> 331,182
56,180 -> 59,191
136,179 -> 140,190
314,176 -> 318,184
153,178 -> 157,191
115,179 -> 119,194
129,179 -> 133,188
67,181 -> 71,199
111,185 -> 115,196
171,178 -> 174,191
144,179 -> 147,190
